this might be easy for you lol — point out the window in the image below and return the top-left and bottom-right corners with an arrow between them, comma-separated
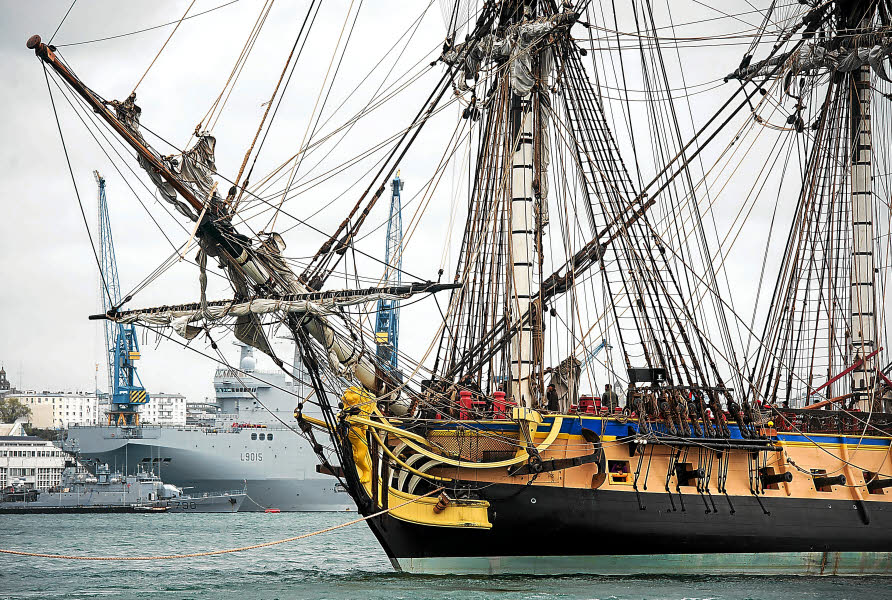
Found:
608,460 -> 631,485
259,433 -> 266,441
251,433 -> 257,440
267,434 -> 273,441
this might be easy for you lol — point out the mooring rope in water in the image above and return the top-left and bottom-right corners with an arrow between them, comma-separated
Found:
0,487 -> 443,561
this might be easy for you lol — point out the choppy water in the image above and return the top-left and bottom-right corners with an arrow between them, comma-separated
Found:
0,513 -> 888,600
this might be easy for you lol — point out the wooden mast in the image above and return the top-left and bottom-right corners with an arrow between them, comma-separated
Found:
851,61 -> 877,410
509,92 -> 537,409
506,2 -> 545,410
847,2 -> 880,409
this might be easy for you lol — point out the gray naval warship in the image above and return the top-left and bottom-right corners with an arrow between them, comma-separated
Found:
1,463 -> 244,513
64,346 -> 353,512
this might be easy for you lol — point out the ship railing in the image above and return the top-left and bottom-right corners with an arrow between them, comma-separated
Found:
772,407 -> 892,436
66,422 -> 298,435
214,368 -> 291,379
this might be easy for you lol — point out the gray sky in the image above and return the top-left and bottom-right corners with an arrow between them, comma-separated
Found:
0,1 -> 803,403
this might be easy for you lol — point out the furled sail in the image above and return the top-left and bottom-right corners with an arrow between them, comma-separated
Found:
727,35 -> 892,82
441,10 -> 576,96
110,292 -> 416,340
110,93 -> 196,220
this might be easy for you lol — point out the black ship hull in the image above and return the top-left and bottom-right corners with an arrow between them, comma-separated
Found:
364,483 -> 892,575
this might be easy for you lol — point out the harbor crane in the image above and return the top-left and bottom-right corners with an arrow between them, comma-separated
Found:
581,339 -> 611,368
96,171 -> 148,426
581,338 -> 612,393
374,172 -> 404,372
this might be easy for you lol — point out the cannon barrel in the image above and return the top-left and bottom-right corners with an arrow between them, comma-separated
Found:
866,477 -> 892,493
813,474 -> 846,489
760,471 -> 793,486
677,466 -> 705,484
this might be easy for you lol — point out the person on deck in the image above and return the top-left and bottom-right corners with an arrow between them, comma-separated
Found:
602,383 -> 619,412
546,384 -> 560,413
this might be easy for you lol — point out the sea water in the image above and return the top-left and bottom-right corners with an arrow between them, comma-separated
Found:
0,513 -> 888,600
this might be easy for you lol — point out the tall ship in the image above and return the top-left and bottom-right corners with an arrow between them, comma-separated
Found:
25,0 -> 892,575
65,345 -> 353,512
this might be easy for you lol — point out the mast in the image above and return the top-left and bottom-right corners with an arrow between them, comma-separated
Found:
509,93 -> 538,408
727,1 -> 891,410
505,1 -> 553,410
851,59 -> 877,410
431,4 -> 576,405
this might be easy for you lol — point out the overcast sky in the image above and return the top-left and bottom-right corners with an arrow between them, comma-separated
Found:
0,1 -> 810,403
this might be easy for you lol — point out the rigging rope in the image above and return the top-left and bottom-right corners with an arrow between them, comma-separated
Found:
200,0 -> 275,136
55,0 -> 243,47
48,0 -> 77,45
268,0 -> 359,230
42,65 -> 111,306
0,487 -> 443,561
232,0 -> 322,211
130,0 -> 197,96
128,114 -> 433,284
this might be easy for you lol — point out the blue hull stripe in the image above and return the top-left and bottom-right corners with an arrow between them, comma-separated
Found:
427,416 -> 892,448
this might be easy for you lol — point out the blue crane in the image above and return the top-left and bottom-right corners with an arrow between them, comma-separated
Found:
96,171 -> 148,426
581,339 -> 611,368
374,172 -> 404,371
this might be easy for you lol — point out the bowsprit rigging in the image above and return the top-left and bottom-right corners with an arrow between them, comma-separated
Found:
25,0 -> 892,577
27,33 -> 418,408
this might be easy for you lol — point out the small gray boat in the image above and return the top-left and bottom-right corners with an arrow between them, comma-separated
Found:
0,464 -> 244,513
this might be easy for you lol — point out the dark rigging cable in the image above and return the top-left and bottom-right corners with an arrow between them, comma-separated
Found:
54,0 -> 243,47
48,0 -> 77,45
43,64 -> 112,306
